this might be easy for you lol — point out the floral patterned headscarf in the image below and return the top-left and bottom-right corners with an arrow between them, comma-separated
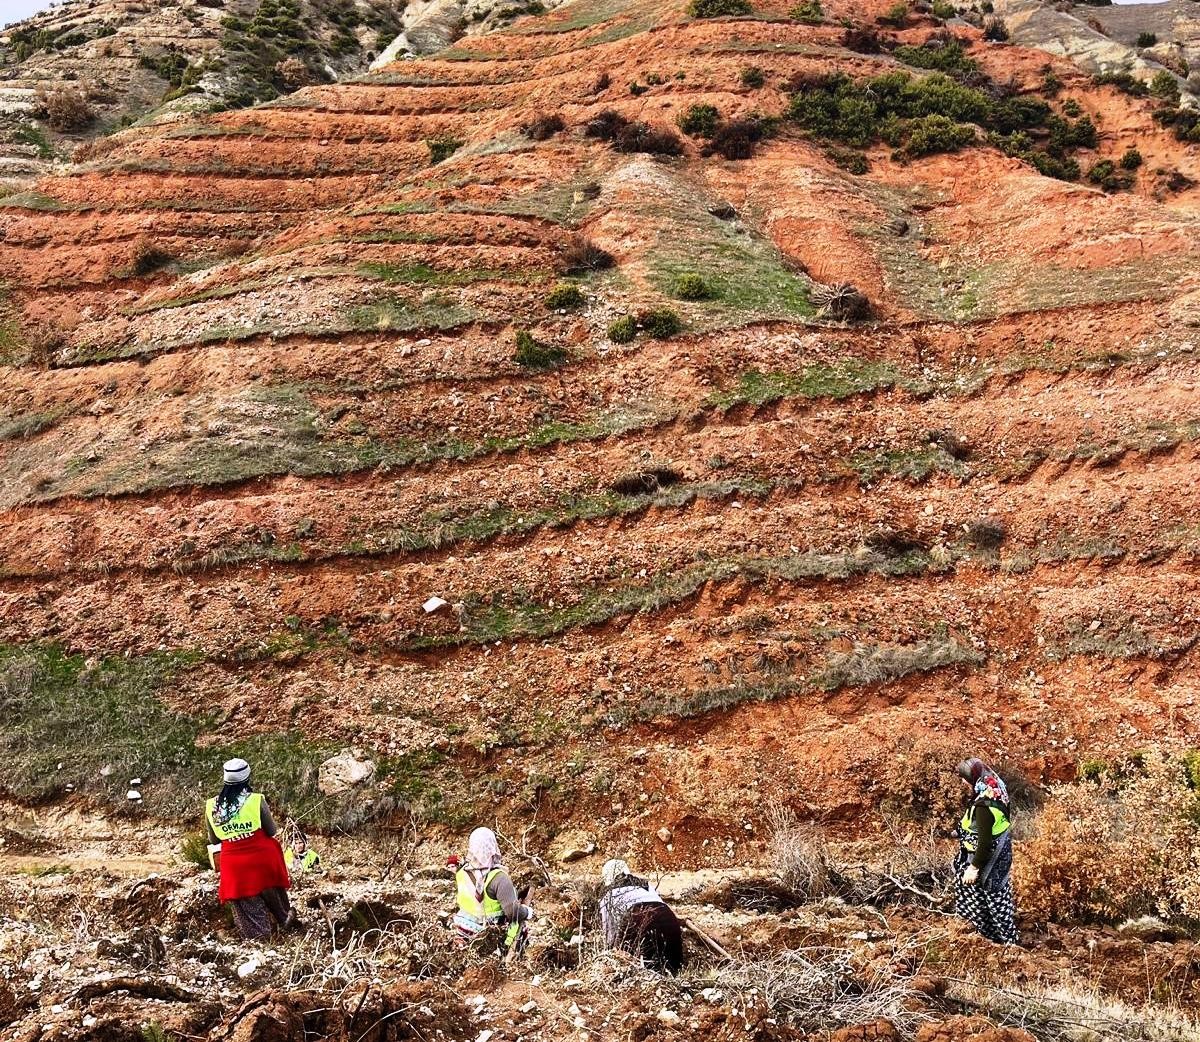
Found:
958,757 -> 1009,805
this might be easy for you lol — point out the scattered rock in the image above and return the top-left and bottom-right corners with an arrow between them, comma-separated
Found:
549,829 -> 597,864
318,749 -> 377,795
656,827 -> 673,844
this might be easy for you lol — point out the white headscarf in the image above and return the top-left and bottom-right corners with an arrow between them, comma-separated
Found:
467,827 -> 502,871
464,827 -> 503,901
602,858 -> 631,887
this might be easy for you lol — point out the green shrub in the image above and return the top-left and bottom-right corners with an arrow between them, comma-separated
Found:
607,315 -> 637,343
1042,68 -> 1062,96
677,103 -> 721,137
903,113 -> 975,156
791,0 -> 823,23
629,81 -> 648,96
1095,71 -> 1148,97
880,2 -> 908,26
545,283 -> 585,309
1120,146 -> 1143,170
741,66 -> 765,89
688,0 -> 752,16
1136,32 -> 1157,48
1150,70 -> 1181,103
638,308 -> 683,338
931,0 -> 955,17
827,146 -> 869,174
893,41 -> 977,75
673,273 -> 713,300
180,831 -> 212,868
513,329 -> 567,369
1062,98 -> 1083,116
1087,158 -> 1133,192
426,137 -> 463,164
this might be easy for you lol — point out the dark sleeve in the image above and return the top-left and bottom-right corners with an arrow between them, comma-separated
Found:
260,801 -> 278,838
972,801 -> 994,869
486,871 -> 531,922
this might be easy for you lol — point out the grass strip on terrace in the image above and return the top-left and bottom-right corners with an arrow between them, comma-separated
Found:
409,543 -> 937,650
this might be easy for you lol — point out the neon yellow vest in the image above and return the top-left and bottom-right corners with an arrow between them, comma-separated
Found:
206,792 -> 263,842
960,800 -> 1011,853
456,867 -> 505,921
285,848 -> 319,872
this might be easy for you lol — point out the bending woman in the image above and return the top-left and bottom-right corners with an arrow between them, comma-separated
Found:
598,859 -> 684,973
205,758 -> 294,939
954,757 -> 1018,945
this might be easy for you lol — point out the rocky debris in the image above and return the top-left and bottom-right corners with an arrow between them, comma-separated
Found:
371,0 -> 569,65
318,749 -> 377,796
549,829 -> 597,864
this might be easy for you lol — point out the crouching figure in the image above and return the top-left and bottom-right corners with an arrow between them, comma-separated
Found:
451,827 -> 532,953
598,859 -> 684,973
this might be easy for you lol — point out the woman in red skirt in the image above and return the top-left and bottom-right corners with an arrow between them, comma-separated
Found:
205,758 -> 295,939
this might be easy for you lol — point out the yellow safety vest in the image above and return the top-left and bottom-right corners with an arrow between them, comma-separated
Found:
285,848 -> 320,873
960,800 -> 1011,853
206,792 -> 263,843
455,867 -> 520,948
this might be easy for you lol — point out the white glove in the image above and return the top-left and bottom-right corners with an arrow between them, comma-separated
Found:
962,864 -> 979,885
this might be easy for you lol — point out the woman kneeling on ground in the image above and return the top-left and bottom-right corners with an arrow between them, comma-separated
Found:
953,757 -> 1018,945
205,758 -> 295,939
598,859 -> 684,973
452,827 -> 532,952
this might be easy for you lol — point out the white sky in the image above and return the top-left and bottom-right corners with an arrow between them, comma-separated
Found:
2,0 -> 55,29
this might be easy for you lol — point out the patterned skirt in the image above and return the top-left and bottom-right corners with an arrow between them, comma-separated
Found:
954,842 -> 1018,945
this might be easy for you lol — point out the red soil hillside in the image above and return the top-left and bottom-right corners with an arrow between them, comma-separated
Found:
2,0 -> 1200,862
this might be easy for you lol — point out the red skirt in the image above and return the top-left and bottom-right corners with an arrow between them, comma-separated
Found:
218,830 -> 291,902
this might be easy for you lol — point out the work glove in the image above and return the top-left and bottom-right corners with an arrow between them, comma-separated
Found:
962,864 -> 979,886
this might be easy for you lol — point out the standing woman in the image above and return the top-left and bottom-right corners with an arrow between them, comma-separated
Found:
205,758 -> 294,939
954,757 -> 1018,945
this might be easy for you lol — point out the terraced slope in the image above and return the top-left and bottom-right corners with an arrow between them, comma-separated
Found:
2,0 -> 1200,858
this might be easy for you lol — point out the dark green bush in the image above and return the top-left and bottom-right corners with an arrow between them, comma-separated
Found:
638,308 -> 683,338
607,315 -> 638,343
1150,70 -> 1181,103
1136,32 -> 1157,49
893,41 -> 976,75
791,0 -> 823,23
545,283 -> 585,309
879,2 -> 908,27
827,146 -> 869,174
931,0 -> 955,17
426,137 -> 463,164
513,330 -> 567,369
1120,147 -> 1143,170
1062,98 -> 1083,117
705,116 -> 774,159
904,113 -> 975,156
1095,71 -> 1148,97
673,273 -> 714,300
629,81 -> 649,96
1086,159 -> 1133,192
1042,68 -> 1063,96
741,66 -> 765,89
688,0 -> 752,16
678,103 -> 721,137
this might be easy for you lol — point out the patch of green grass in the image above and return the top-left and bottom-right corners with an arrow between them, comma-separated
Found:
513,329 -> 567,369
10,123 -> 56,159
0,410 -> 62,442
608,315 -> 638,342
849,444 -> 966,484
346,294 -> 476,333
641,171 -> 813,324
707,359 -> 906,408
359,261 -> 515,286
0,644 -> 324,819
413,542 -> 941,651
0,190 -> 71,211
